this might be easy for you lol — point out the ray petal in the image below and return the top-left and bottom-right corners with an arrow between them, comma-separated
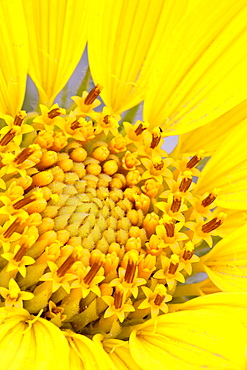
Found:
0,0 -> 28,116
23,0 -> 89,106
144,1 -> 247,135
88,0 -> 188,114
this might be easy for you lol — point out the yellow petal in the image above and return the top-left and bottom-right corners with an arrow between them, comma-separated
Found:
195,119 -> 247,210
0,0 -> 28,116
172,99 -> 247,157
88,0 -> 188,114
170,292 -> 247,328
102,337 -> 142,370
201,223 -> 247,292
64,330 -> 115,369
172,277 -> 221,297
23,0 -> 89,106
144,1 -> 247,135
130,310 -> 247,370
0,307 -> 70,369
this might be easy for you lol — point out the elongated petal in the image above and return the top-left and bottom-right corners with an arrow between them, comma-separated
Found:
88,0 -> 188,114
201,223 -> 247,292
130,310 -> 247,370
0,0 -> 28,116
0,307 -> 70,369
64,331 -> 115,369
172,99 -> 247,157
170,292 -> 247,327
23,0 -> 89,106
144,1 -> 247,135
195,119 -> 247,210
102,338 -> 142,370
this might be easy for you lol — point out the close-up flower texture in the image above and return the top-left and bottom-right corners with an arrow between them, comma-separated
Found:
1,0 -> 247,369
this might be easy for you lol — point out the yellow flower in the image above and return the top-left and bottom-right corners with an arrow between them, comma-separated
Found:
1,0 -> 247,369
0,279 -> 34,308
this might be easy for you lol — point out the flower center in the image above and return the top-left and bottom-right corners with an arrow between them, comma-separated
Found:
0,87 -> 226,339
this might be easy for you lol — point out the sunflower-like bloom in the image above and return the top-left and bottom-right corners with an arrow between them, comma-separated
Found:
1,1 -> 247,369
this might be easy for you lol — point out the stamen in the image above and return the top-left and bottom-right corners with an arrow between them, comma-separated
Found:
14,147 -> 34,164
48,108 -> 64,119
57,254 -> 76,277
170,195 -> 181,213
3,219 -> 21,238
0,129 -> 16,146
70,120 -> 81,130
83,259 -> 103,285
114,289 -> 123,309
103,115 -> 111,125
182,249 -> 193,261
201,213 -> 226,233
168,254 -> 179,275
186,151 -> 204,169
13,196 -> 34,210
134,123 -> 147,136
14,111 -> 26,126
168,261 -> 178,275
124,259 -> 137,284
179,177 -> 192,192
14,243 -> 29,262
164,220 -> 175,237
84,84 -> 103,105
153,161 -> 164,171
201,189 -> 220,207
186,155 -> 200,169
154,293 -> 165,306
150,127 -> 162,149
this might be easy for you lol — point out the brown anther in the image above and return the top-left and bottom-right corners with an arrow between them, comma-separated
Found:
201,193 -> 217,207
14,244 -> 28,262
83,260 -> 103,285
14,148 -> 34,164
164,222 -> 175,238
84,84 -> 103,105
153,162 -> 164,171
186,155 -> 201,169
70,120 -> 81,130
150,131 -> 162,149
103,115 -> 111,125
201,217 -> 223,233
170,195 -> 181,213
179,177 -> 192,192
168,262 -> 178,275
182,250 -> 193,261
0,129 -> 16,146
57,254 -> 76,277
114,289 -> 123,309
48,108 -> 62,119
13,196 -> 34,210
124,260 -> 136,284
154,294 -> 165,306
3,219 -> 21,238
134,123 -> 147,136
14,112 -> 25,126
